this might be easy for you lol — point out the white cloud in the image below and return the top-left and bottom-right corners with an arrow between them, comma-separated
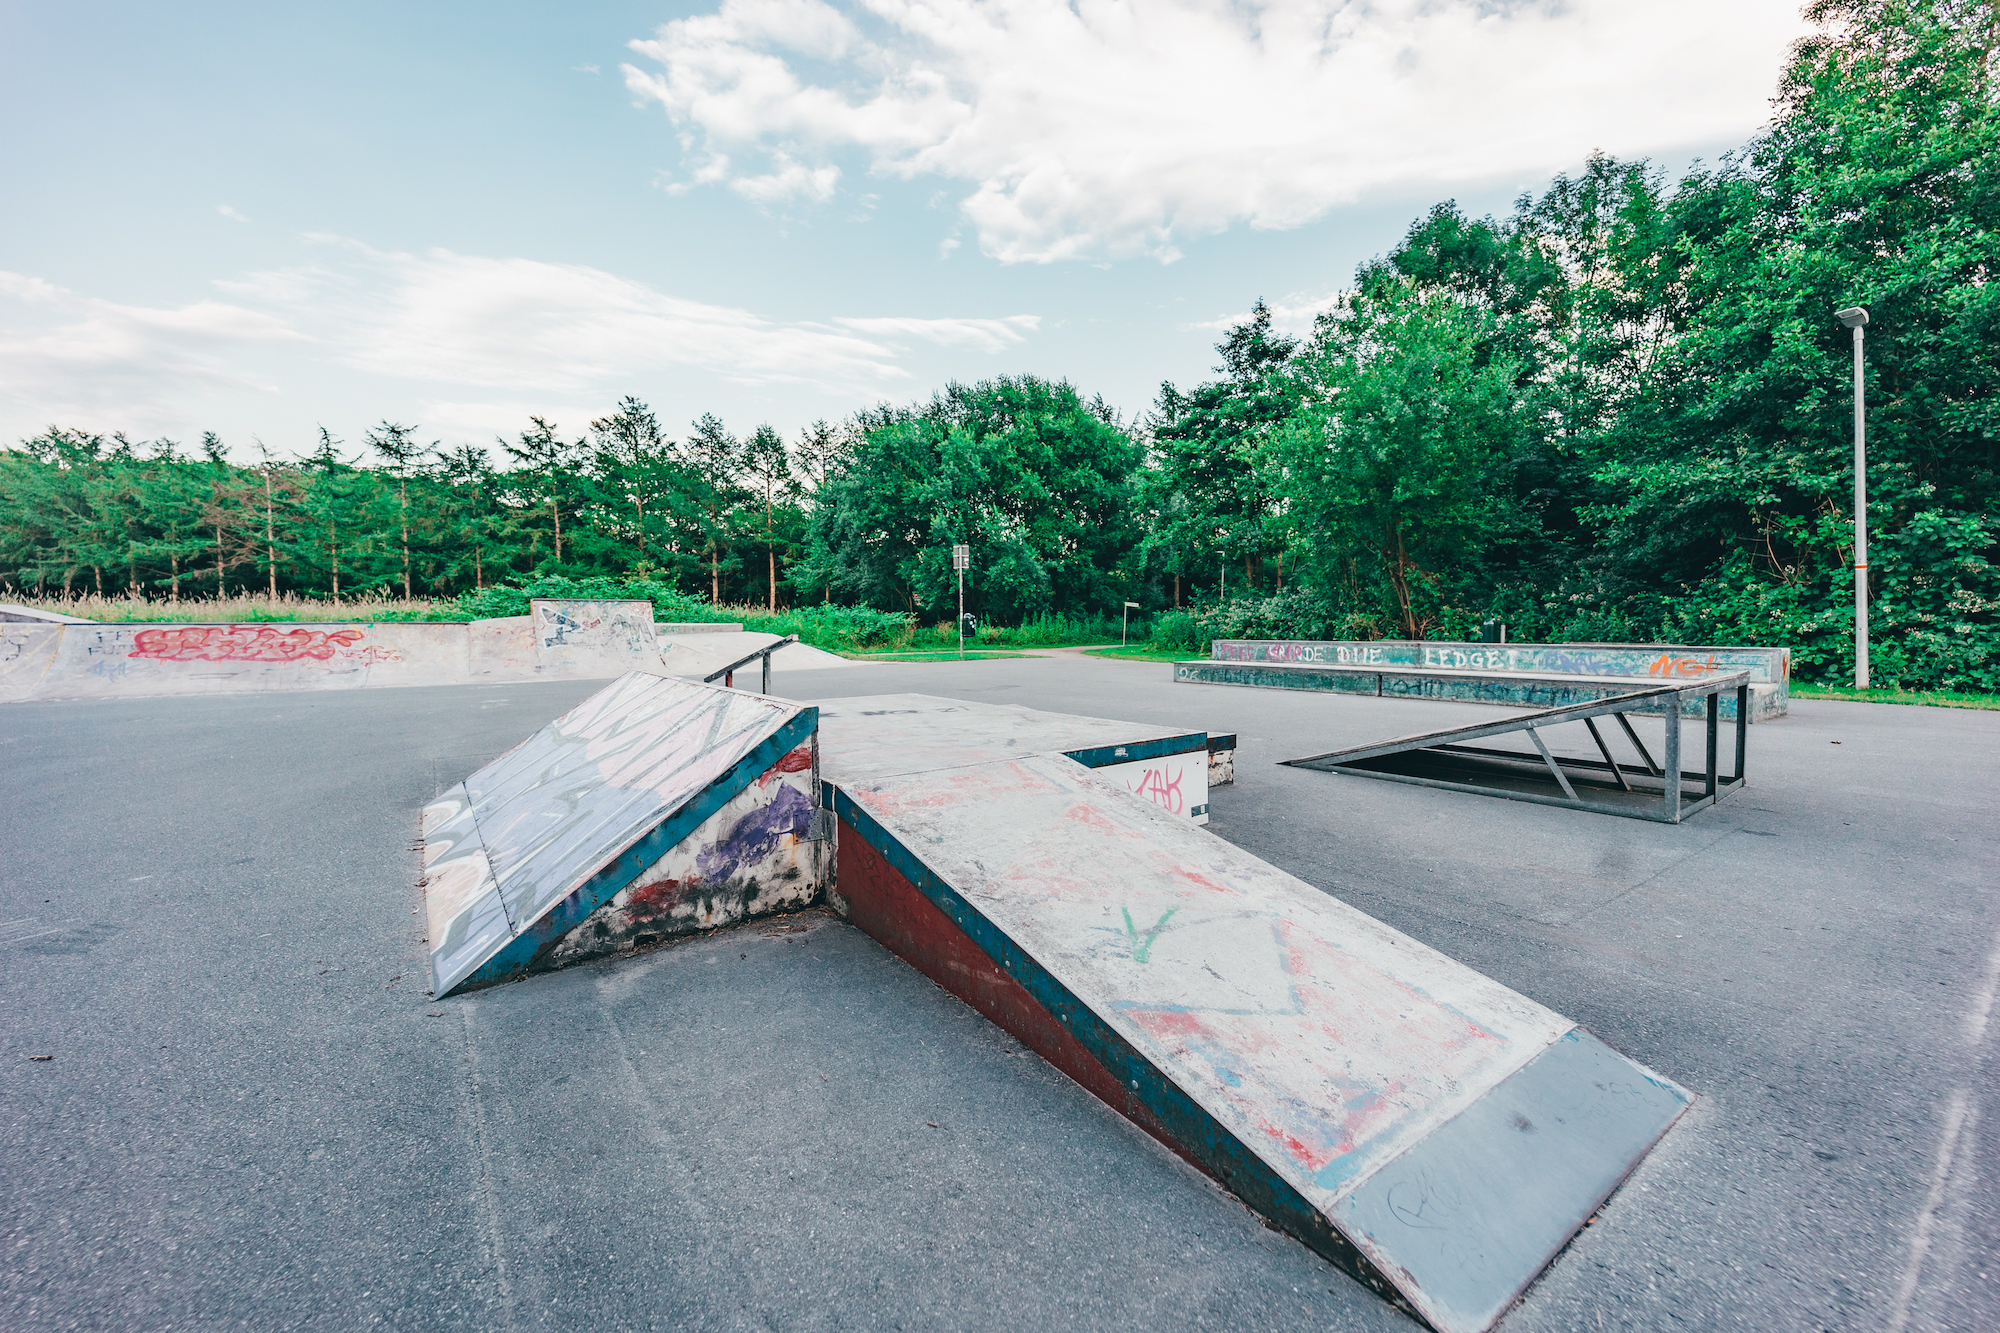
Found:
625,0 -> 1809,263
221,236 -> 1038,397
833,313 -> 1038,353
0,272 -> 303,432
0,239 -> 1043,439
217,204 -> 250,223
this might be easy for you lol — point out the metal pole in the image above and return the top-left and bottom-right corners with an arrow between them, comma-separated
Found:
1663,696 -> 1682,823
958,565 -> 964,659
1853,321 -> 1869,689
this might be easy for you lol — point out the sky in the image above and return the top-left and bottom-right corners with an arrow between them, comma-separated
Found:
0,0 -> 1812,461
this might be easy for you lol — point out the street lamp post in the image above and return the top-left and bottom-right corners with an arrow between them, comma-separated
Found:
952,544 -> 970,658
1122,601 -> 1138,647
1836,307 -> 1870,688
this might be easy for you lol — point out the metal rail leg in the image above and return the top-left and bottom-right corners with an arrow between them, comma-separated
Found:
1664,703 -> 1682,822
1735,683 -> 1749,782
1706,692 -> 1719,800
1526,726 -> 1580,801
1583,717 -> 1633,792
1615,712 -> 1661,777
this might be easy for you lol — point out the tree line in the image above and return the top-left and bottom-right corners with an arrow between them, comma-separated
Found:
2,0 -> 1993,688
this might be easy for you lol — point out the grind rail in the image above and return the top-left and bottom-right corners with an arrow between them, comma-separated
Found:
1282,672 -> 1750,823
703,634 -> 800,694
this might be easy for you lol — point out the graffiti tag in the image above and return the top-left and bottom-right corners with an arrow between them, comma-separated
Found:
1127,762 -> 1185,815
129,626 -> 370,663
1121,905 -> 1177,963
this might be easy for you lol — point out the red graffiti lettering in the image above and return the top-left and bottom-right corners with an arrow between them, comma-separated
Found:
1647,653 -> 1720,678
1127,763 -> 1185,815
130,625 -> 367,663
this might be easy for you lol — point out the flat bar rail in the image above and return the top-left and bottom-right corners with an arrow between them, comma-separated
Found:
702,635 -> 799,695
1282,672 -> 1750,824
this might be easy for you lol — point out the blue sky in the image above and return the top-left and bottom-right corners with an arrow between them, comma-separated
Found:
1,0 -> 1808,459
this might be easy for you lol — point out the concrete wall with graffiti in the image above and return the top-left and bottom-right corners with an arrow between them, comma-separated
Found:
3,606 -> 676,703
529,598 -> 661,674
1212,638 -> 1789,686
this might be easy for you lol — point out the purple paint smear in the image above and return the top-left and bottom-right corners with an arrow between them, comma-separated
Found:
697,782 -> 814,883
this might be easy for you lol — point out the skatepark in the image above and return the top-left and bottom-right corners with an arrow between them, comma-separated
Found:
3,624 -> 1997,1331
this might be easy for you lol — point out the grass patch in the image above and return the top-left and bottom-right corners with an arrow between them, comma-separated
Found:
1791,683 -> 2000,710
1083,645 -> 1192,662
1,592 -> 454,622
844,650 -> 1029,662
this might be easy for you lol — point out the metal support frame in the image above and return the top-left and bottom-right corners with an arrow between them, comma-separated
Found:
1281,673 -> 1751,824
703,634 -> 800,695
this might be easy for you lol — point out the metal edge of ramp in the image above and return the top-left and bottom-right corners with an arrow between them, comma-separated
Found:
823,755 -> 1693,1333
1174,658 -> 1785,721
423,674 -> 818,997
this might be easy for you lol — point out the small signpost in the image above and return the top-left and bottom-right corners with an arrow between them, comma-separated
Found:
952,544 -> 970,658
1123,600 -> 1139,647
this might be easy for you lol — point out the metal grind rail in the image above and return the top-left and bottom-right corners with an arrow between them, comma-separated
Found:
1282,672 -> 1751,823
702,635 -> 799,695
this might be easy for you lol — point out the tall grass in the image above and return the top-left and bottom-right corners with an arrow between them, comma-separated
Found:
1,592 -> 454,622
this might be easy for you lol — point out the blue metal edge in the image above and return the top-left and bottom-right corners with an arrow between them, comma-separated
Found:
824,780 -> 1415,1322
1062,733 -> 1208,770
446,705 -> 820,995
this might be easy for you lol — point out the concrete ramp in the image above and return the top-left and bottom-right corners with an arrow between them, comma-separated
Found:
421,673 -> 822,998
823,749 -> 1691,1333
1,622 -> 64,701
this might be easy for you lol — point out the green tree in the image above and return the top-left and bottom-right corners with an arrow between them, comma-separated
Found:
1269,284 -> 1525,639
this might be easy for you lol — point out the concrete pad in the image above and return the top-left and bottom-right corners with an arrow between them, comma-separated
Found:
421,673 -> 822,996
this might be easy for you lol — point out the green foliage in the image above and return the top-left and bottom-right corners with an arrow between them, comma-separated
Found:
797,376 -> 1142,623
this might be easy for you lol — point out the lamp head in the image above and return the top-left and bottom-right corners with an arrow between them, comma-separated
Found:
1836,306 -> 1869,328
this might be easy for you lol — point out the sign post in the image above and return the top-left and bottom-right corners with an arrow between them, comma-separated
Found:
1123,600 -> 1139,647
952,544 -> 970,658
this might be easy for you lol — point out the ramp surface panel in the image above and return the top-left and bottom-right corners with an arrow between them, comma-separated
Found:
422,673 -> 816,996
817,693 -> 1213,821
826,752 -> 1691,1332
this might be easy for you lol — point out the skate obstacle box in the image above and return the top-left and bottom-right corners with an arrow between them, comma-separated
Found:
812,693 -> 1225,822
814,696 -> 1692,1333
1179,638 -> 1790,721
421,672 -> 825,998
420,683 -> 1692,1332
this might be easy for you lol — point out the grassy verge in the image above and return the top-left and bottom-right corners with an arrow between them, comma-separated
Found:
844,650 -> 1029,662
1791,683 -> 2000,710
1083,645 -> 1193,662
1,593 -> 453,622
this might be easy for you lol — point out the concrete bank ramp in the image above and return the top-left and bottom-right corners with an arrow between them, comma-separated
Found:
823,743 -> 1691,1332
421,673 -> 823,998
656,628 -> 856,680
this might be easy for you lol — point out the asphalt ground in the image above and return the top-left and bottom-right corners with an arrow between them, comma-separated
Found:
3,658 -> 1996,1332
